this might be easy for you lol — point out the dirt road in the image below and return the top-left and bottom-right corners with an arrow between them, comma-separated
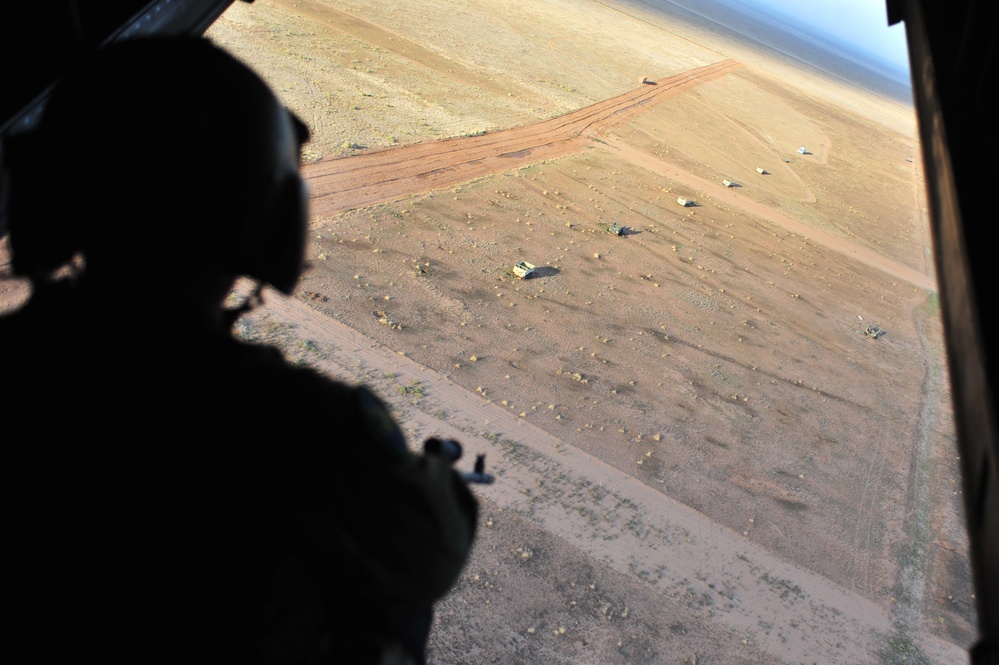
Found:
594,138 -> 937,291
302,60 -> 740,215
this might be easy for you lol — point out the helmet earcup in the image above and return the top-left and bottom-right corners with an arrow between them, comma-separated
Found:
249,172 -> 308,295
5,37 -> 312,292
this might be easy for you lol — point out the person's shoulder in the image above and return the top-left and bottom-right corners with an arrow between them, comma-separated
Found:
209,337 -> 393,421
203,339 -> 410,460
214,337 -> 345,393
244,353 -> 400,435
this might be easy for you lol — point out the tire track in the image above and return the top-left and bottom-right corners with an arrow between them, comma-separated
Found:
301,60 -> 740,216
591,137 -> 936,291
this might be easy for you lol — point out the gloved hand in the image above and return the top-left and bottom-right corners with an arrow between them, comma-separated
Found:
423,438 -> 494,485
422,437 -> 463,463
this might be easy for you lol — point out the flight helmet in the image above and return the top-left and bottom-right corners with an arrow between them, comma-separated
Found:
5,36 -> 310,295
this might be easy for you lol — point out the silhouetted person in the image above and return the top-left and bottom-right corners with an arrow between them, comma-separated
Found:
1,36 -> 476,664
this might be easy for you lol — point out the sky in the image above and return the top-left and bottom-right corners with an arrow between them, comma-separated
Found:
743,0 -> 910,71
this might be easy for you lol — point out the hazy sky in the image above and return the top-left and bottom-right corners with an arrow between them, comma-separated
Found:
745,0 -> 910,70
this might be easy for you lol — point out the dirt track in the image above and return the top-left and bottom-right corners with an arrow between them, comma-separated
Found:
303,60 -> 741,216
593,139 -> 936,291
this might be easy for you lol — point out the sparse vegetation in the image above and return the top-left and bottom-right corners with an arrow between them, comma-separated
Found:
397,380 -> 426,399
878,626 -> 931,665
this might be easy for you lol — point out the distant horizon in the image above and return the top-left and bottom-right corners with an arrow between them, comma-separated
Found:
731,0 -> 910,74
643,0 -> 913,96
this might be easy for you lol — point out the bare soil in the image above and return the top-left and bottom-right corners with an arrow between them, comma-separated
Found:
1,1 -> 974,663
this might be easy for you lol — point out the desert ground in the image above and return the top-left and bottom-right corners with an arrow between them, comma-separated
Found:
0,0 -> 974,663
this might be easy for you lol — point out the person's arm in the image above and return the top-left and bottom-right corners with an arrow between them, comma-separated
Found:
312,385 -> 478,605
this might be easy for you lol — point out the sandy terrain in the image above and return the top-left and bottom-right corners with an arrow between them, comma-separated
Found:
0,0 -> 974,663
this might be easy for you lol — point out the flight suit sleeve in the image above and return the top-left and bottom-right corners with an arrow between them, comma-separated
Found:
309,385 -> 479,606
